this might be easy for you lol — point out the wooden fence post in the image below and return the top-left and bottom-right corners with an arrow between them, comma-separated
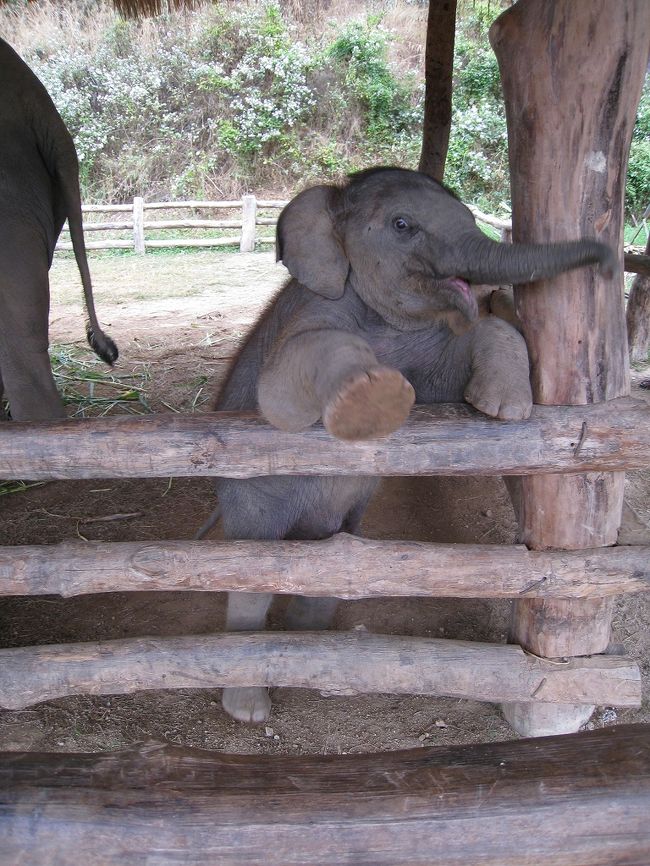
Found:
490,0 -> 650,737
627,233 -> 650,362
240,194 -> 257,252
132,196 -> 145,254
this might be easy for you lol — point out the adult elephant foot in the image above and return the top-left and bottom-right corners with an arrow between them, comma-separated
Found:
221,686 -> 272,724
323,366 -> 415,441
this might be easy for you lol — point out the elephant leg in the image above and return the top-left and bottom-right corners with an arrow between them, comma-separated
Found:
258,329 -> 414,441
463,315 -> 532,421
284,595 -> 339,630
283,479 -> 376,630
222,590 -> 274,724
218,478 -> 298,725
0,228 -> 65,421
0,366 -> 7,419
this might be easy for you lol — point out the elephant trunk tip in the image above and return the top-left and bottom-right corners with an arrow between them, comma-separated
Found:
87,326 -> 119,366
598,243 -> 618,280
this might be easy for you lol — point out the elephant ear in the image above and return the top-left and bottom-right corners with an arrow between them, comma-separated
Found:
276,185 -> 349,299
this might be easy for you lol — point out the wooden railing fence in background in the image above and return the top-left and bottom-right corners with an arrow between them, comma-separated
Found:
56,195 -> 288,254
55,196 -> 650,274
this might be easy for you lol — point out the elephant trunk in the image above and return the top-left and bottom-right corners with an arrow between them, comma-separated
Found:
450,232 -> 617,287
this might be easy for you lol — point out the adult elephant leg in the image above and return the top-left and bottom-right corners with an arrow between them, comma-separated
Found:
0,366 -> 7,419
0,226 -> 64,421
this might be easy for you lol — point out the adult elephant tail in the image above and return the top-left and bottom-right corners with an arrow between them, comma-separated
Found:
56,143 -> 118,367
67,194 -> 119,366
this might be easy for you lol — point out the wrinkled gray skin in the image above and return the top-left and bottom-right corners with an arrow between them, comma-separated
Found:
209,167 -> 616,723
0,38 -> 117,421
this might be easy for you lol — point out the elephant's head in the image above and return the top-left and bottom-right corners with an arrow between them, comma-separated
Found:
276,167 -> 617,332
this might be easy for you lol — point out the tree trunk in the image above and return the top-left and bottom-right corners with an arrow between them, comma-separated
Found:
418,0 -> 457,181
490,0 -> 650,737
627,234 -> 650,362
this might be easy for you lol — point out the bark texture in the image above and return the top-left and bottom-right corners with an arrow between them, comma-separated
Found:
1,725 -> 649,866
418,0 -> 457,181
490,0 -> 650,736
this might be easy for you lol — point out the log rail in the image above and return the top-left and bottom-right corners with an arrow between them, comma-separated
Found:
1,401 -> 647,714
1,534 -> 648,599
0,631 -> 640,710
1,725 -> 649,865
1,397 -> 649,480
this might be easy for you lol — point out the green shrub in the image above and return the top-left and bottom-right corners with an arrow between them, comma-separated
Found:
442,15 -> 509,211
8,0 -> 645,216
327,17 -> 420,146
627,80 -> 650,219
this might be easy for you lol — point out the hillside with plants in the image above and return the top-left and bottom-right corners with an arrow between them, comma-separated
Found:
1,0 -> 648,219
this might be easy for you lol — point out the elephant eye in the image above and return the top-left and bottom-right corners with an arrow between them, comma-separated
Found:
392,216 -> 410,233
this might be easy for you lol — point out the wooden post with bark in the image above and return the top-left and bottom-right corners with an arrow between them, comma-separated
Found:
418,0 -> 457,181
132,196 -> 145,254
490,0 -> 650,736
627,234 -> 650,362
240,194 -> 257,252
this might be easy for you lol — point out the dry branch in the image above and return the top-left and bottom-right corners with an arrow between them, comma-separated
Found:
1,725 -> 649,866
0,398 -> 649,481
0,631 -> 640,710
1,534 -> 648,599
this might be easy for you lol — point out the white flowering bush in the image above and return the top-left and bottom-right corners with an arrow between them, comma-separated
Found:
203,6 -> 315,155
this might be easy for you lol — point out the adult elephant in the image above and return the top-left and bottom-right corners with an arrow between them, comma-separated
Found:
205,166 -> 617,724
0,38 -> 117,421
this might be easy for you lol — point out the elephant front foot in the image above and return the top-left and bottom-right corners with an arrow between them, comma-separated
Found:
221,686 -> 272,724
323,367 -> 415,441
464,372 -> 532,421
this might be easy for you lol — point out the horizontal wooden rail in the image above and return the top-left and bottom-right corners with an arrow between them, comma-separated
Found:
1,398 -> 649,480
0,631 -> 640,710
1,534 -> 648,599
61,220 -> 133,232
56,197 -> 647,269
1,725 -> 649,866
55,195 -> 286,254
59,239 -> 133,250
79,203 -> 133,213
141,238 -> 245,249
625,251 -> 650,276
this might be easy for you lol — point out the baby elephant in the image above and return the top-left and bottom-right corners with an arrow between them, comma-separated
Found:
211,166 -> 615,723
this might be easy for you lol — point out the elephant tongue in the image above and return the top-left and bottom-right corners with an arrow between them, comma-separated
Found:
449,277 -> 472,300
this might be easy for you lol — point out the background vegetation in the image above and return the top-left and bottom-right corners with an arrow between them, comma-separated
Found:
1,0 -> 648,220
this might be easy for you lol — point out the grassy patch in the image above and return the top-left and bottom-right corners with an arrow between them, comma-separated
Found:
49,344 -> 153,418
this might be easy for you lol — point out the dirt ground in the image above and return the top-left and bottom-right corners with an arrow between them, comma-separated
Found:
0,249 -> 648,755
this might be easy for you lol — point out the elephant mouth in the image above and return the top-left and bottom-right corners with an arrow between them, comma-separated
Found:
403,272 -> 479,322
441,276 -> 479,321
448,277 -> 472,301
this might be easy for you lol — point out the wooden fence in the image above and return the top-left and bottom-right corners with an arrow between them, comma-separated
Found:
0,401 -> 647,712
56,195 -> 288,254
2,724 -> 648,866
55,196 -> 650,277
